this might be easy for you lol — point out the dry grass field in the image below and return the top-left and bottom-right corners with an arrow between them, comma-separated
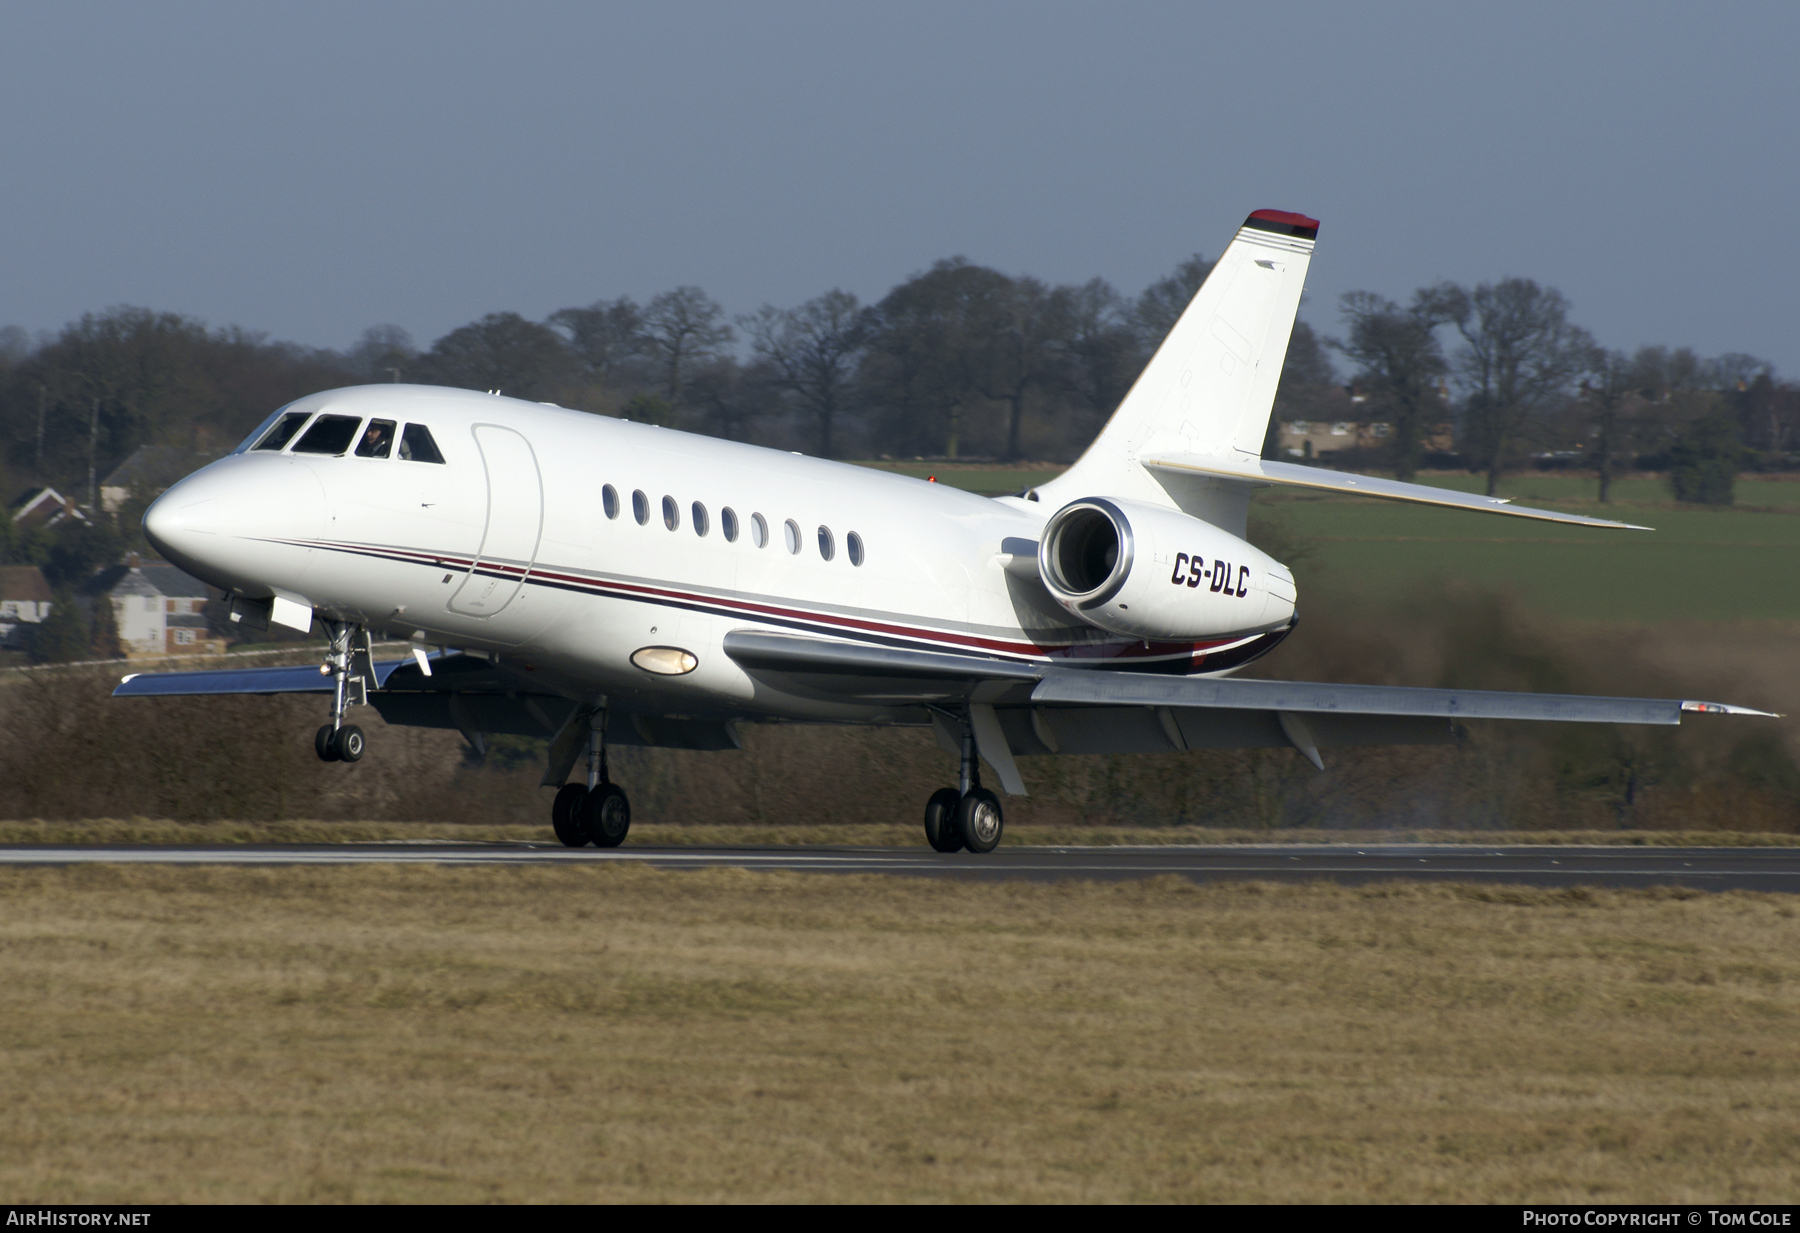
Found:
3,864 -> 1799,1203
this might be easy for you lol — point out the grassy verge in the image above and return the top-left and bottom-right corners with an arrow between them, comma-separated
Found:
3,864 -> 1798,1201
3,818 -> 1799,847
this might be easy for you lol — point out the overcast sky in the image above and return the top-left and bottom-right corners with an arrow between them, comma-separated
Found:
2,1 -> 1794,373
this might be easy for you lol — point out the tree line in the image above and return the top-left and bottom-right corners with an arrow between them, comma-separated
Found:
2,257 -> 1794,513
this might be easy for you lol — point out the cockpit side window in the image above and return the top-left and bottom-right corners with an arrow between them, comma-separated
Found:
291,414 -> 364,456
252,411 -> 311,452
355,419 -> 397,459
399,423 -> 446,463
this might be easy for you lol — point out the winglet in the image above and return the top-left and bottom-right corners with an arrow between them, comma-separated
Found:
1682,701 -> 1783,718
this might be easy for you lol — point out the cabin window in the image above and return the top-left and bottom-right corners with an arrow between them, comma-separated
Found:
750,513 -> 768,548
632,490 -> 649,525
355,419 -> 396,458
847,531 -> 864,567
399,423 -> 446,463
692,501 -> 709,537
817,526 -> 835,561
252,411 -> 310,452
783,519 -> 801,555
721,507 -> 739,542
292,414 -> 364,456
602,485 -> 620,520
662,495 -> 679,531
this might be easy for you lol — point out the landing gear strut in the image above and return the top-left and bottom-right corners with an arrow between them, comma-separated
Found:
922,707 -> 1004,854
314,620 -> 369,763
551,701 -> 631,848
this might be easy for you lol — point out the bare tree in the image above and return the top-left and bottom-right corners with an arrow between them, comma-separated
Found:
1434,279 -> 1593,496
414,312 -> 575,400
965,275 -> 1064,461
346,325 -> 416,383
1579,347 -> 1636,503
639,287 -> 733,415
1330,291 -> 1448,480
741,289 -> 866,458
1128,254 -> 1215,351
547,296 -> 645,387
1049,278 -> 1140,432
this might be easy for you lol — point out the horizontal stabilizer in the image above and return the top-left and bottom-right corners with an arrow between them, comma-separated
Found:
1142,454 -> 1651,530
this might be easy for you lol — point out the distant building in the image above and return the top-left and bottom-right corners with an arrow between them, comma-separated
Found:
7,487 -> 88,531
0,565 -> 53,649
84,555 -> 226,657
1279,419 -> 1392,458
100,447 -> 220,514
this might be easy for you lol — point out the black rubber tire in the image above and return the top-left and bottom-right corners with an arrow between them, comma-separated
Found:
332,724 -> 366,763
552,783 -> 591,848
957,788 -> 1004,854
315,724 -> 340,762
583,783 -> 631,848
923,787 -> 964,852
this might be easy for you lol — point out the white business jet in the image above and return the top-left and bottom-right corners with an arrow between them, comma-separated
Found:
121,209 -> 1771,851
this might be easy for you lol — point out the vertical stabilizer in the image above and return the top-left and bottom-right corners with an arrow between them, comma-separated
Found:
1034,210 -> 1317,528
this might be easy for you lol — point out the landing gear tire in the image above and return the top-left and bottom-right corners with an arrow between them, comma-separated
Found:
924,787 -> 964,853
332,724 -> 365,763
552,783 -> 591,848
957,788 -> 1003,854
582,783 -> 631,848
315,724 -> 340,763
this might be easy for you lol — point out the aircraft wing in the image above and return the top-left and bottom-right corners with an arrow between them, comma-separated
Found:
1142,453 -> 1652,530
114,660 -> 404,696
722,630 -> 1769,721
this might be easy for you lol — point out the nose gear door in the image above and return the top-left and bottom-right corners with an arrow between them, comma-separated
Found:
448,424 -> 543,617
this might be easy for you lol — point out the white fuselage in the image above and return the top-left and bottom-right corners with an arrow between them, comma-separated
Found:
145,385 -> 1294,723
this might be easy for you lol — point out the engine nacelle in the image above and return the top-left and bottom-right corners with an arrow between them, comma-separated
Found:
1037,497 -> 1296,641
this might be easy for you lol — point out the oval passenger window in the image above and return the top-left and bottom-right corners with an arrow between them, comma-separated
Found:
662,496 -> 679,531
783,519 -> 801,555
692,501 -> 709,537
632,490 -> 649,525
847,531 -> 864,566
817,526 -> 835,561
603,485 -> 619,520
721,507 -> 739,542
750,513 -> 768,548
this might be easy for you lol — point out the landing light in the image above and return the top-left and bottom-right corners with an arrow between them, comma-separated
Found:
631,646 -> 699,676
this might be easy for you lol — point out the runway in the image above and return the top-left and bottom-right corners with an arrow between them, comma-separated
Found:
5,843 -> 1800,891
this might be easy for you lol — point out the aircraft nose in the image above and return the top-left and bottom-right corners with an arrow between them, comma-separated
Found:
143,459 -> 326,591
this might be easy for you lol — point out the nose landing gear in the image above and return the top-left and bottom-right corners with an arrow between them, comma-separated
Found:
921,708 -> 1004,854
551,702 -> 631,848
314,621 -> 372,763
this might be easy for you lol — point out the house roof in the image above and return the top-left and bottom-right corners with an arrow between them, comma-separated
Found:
7,487 -> 88,530
100,446 -> 219,493
0,565 -> 52,603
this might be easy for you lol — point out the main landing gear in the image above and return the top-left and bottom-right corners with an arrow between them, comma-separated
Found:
551,703 -> 631,848
922,708 -> 1004,854
314,620 -> 370,763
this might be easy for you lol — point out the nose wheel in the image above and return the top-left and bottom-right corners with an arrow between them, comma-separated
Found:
314,723 -> 365,763
313,620 -> 372,764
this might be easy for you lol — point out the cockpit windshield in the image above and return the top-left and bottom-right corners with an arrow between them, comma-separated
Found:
292,415 -> 364,456
399,423 -> 445,463
251,411 -> 311,452
355,419 -> 396,459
